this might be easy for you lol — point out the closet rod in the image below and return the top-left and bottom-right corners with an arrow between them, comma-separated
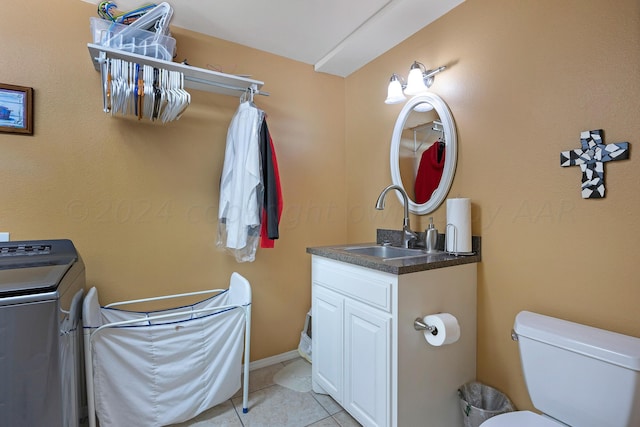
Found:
94,56 -> 269,96
185,76 -> 270,97
88,44 -> 266,97
412,120 -> 445,153
409,120 -> 442,133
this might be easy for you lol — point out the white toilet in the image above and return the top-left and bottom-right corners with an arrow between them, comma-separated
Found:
481,311 -> 640,427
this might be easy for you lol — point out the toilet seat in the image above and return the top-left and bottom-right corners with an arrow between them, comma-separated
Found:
481,410 -> 564,427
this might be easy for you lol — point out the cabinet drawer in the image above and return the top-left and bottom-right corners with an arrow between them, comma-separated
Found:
312,256 -> 394,312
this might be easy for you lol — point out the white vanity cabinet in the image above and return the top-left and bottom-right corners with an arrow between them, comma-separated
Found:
313,285 -> 344,399
313,262 -> 392,426
311,255 -> 477,427
343,298 -> 391,425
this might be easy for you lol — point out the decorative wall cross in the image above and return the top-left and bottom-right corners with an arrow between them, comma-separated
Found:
560,129 -> 629,199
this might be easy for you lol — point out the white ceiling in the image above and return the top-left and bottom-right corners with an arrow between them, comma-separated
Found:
82,0 -> 464,77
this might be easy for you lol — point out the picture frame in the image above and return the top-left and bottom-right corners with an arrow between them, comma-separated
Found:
0,83 -> 33,135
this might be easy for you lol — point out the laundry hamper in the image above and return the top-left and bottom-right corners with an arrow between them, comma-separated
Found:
83,272 -> 252,427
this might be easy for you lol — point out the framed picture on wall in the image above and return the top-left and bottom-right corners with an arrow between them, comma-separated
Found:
0,83 -> 33,135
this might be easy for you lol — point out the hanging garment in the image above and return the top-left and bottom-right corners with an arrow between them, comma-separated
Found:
259,117 -> 283,248
217,101 -> 264,262
415,140 -> 446,204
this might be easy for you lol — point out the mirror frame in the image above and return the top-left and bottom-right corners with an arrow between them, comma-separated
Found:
389,93 -> 457,215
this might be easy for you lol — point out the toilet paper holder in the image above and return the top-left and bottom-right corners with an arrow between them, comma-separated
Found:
414,317 -> 438,335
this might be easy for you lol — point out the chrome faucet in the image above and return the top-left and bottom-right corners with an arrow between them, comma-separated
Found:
375,184 -> 419,248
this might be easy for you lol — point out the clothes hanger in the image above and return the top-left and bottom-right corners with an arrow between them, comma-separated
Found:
99,57 -> 189,122
152,67 -> 161,121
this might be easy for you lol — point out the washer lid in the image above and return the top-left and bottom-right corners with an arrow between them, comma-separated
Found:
481,411 -> 563,427
0,240 -> 77,297
0,264 -> 73,297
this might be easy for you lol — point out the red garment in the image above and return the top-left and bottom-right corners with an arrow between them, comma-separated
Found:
414,141 -> 445,204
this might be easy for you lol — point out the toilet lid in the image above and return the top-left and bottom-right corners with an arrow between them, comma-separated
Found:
481,411 -> 563,427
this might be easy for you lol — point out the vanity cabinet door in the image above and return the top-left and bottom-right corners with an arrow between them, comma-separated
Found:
312,284 -> 344,402
344,300 -> 391,427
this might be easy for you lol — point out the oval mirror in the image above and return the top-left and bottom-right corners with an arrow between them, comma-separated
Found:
389,93 -> 457,215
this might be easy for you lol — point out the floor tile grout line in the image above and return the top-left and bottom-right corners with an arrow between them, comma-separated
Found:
230,396 -> 246,426
303,413 -> 335,427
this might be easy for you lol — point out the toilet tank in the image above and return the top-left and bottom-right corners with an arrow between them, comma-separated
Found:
514,311 -> 640,427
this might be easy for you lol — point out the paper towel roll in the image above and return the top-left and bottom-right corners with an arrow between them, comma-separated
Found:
446,198 -> 472,253
423,313 -> 461,346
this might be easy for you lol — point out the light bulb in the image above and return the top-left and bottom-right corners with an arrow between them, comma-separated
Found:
384,77 -> 406,104
404,67 -> 428,95
413,102 -> 434,112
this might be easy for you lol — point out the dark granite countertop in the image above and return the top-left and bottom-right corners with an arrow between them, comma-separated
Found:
307,230 -> 481,275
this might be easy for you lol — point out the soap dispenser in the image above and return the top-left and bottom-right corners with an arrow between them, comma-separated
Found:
425,217 -> 438,253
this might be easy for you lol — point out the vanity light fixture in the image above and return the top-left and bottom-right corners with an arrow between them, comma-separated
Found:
384,74 -> 407,104
384,61 -> 446,104
412,102 -> 434,112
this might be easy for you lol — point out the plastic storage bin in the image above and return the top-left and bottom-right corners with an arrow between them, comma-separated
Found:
90,17 -> 176,61
458,382 -> 516,427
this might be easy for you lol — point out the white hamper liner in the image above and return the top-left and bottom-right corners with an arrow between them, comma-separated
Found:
83,273 -> 251,427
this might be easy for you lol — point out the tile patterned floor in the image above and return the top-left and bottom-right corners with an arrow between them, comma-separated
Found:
171,358 -> 361,427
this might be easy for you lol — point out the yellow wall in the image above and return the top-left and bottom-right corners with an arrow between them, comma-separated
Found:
0,0 -> 346,361
346,0 -> 640,409
2,0 -> 639,413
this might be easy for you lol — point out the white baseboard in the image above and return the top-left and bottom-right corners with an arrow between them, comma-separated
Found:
249,349 -> 300,371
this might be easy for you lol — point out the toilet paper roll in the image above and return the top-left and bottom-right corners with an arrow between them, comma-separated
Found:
423,313 -> 461,346
446,198 -> 472,253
